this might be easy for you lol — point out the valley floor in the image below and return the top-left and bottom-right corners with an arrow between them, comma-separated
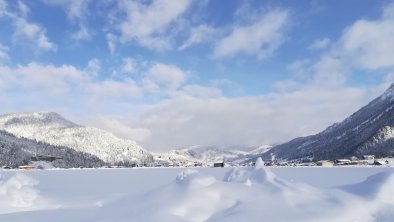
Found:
1,165 -> 394,222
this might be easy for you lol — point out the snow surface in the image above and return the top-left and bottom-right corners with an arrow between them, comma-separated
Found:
1,164 -> 394,222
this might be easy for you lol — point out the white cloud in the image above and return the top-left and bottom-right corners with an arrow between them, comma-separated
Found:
213,9 -> 289,59
129,86 -> 369,151
85,115 -> 151,143
384,72 -> 394,83
17,1 -> 29,17
0,44 -> 8,61
286,59 -> 311,78
0,59 -> 389,151
0,60 -> 148,119
179,24 -> 216,50
338,2 -> 394,69
273,79 -> 299,91
311,56 -> 346,87
283,55 -> 346,90
209,78 -> 243,95
0,0 -> 7,17
71,25 -> 90,40
84,58 -> 101,76
43,0 -> 90,20
368,72 -> 394,98
14,18 -> 56,51
181,85 -> 222,98
87,79 -> 141,100
0,62 -> 89,94
284,2 -> 394,92
106,33 -> 117,54
0,1 -> 56,52
308,37 -> 331,51
0,60 -> 190,106
120,57 -> 137,74
111,57 -> 138,78
43,0 -> 92,40
145,63 -> 186,90
116,0 -> 192,50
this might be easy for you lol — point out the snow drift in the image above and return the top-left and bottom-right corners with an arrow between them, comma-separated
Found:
102,160 -> 394,222
0,173 -> 55,214
1,164 -> 394,221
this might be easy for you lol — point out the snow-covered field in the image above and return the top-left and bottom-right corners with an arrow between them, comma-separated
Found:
1,162 -> 394,222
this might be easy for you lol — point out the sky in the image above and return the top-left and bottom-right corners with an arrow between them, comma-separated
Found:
1,0 -> 394,151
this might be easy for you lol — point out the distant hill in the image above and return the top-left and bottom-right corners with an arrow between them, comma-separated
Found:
156,145 -> 272,165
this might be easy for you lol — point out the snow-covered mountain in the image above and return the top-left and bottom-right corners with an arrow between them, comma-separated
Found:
158,145 -> 272,165
248,145 -> 273,155
153,150 -> 204,166
257,83 -> 394,161
0,130 -> 104,168
0,112 -> 153,165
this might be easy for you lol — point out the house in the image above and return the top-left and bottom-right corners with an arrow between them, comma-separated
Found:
374,160 -> 389,165
335,159 -> 352,165
363,155 -> 375,160
363,155 -> 375,165
213,162 -> 224,167
316,160 -> 334,167
277,161 -> 289,166
31,155 -> 63,162
18,165 -> 36,170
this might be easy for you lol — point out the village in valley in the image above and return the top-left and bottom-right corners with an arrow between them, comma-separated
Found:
2,153 -> 393,170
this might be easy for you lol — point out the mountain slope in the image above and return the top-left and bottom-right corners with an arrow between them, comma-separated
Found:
259,83 -> 394,161
0,130 -> 104,168
0,112 -> 153,165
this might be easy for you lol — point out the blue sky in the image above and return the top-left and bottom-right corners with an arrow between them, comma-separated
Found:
1,0 -> 394,151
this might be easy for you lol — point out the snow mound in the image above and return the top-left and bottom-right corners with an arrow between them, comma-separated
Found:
377,173 -> 394,204
338,171 -> 394,221
223,157 -> 291,193
159,166 -> 394,221
175,169 -> 217,189
0,173 -> 54,214
91,159 -> 394,221
340,171 -> 394,204
254,157 -> 264,168
97,169 -> 237,222
176,169 -> 199,183
170,170 -> 235,221
339,172 -> 392,198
